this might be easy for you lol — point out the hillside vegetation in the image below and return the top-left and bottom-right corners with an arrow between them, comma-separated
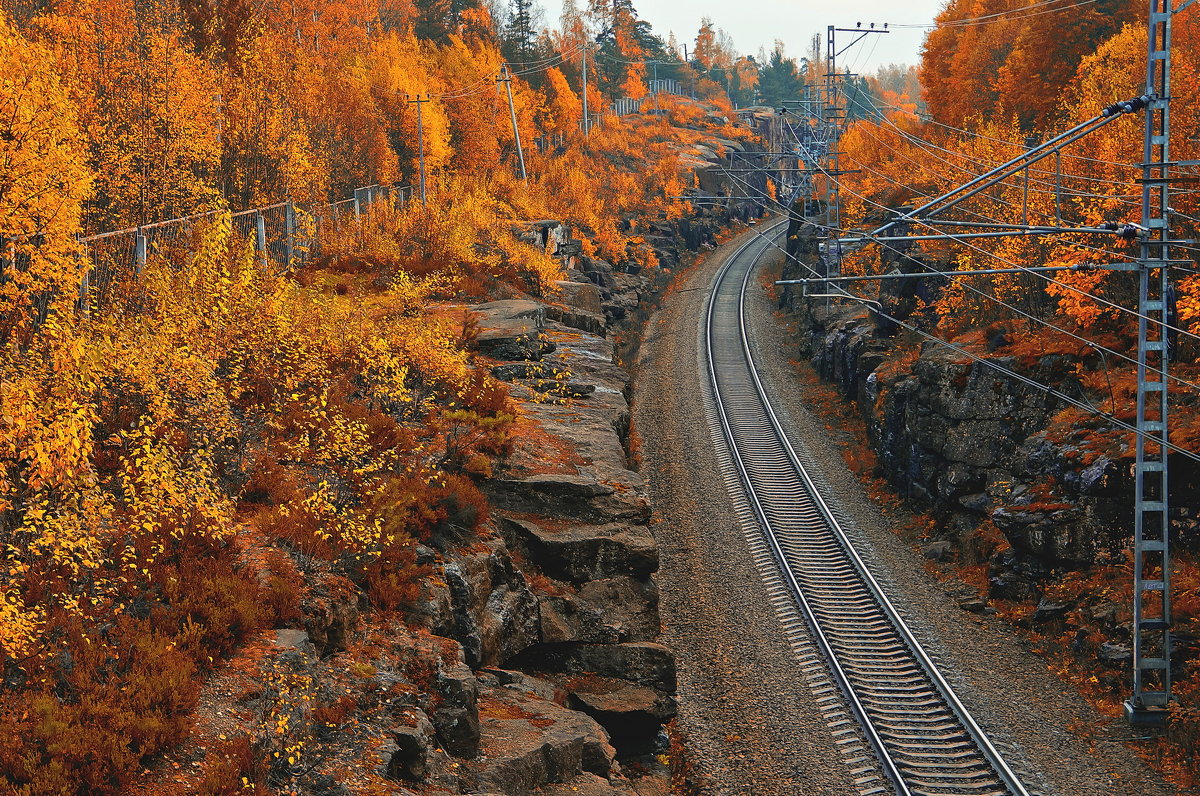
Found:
0,1 -> 755,792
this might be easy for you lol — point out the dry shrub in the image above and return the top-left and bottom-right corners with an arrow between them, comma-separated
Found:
197,734 -> 268,795
0,534 -> 265,795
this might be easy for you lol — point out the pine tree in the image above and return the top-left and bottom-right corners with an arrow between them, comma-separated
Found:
757,43 -> 804,107
502,0 -> 536,64
413,0 -> 452,42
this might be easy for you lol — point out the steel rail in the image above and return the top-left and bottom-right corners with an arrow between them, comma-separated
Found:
703,222 -> 1032,796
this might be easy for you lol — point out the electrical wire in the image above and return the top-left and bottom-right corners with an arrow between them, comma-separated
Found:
782,120 -> 1200,345
711,194 -> 1200,463
841,94 -> 1200,264
838,115 -> 1144,263
860,102 -> 1145,196
410,42 -> 591,102
834,97 -> 1200,266
886,0 -> 1101,30
868,92 -> 1143,172
771,149 -> 1200,393
717,149 -> 1200,396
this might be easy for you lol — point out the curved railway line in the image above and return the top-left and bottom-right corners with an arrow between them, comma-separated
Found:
701,222 -> 1035,796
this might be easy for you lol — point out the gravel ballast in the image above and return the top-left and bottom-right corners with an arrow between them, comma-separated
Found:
634,223 -> 1180,796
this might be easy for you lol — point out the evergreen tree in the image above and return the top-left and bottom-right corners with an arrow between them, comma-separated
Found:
756,43 -> 804,107
501,0 -> 537,63
844,74 -> 882,121
413,0 -> 453,42
414,0 -> 482,43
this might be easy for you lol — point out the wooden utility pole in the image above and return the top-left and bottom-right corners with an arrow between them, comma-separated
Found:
406,94 -> 430,206
582,44 -> 590,136
499,66 -> 528,181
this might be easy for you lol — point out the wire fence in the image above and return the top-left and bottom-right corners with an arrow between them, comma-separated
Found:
77,183 -> 413,317
610,79 -> 690,117
69,73 -> 704,319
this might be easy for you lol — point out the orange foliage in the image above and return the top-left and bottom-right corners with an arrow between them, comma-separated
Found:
0,0 -> 759,789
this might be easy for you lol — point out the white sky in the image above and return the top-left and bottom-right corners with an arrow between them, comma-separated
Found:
546,0 -> 948,70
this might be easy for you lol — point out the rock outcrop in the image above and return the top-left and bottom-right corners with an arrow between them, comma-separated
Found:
328,217 -> 726,796
778,219 -> 1199,606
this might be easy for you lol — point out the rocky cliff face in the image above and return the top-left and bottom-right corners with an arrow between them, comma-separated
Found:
778,222 -> 1198,606
149,129 -> 762,795
379,242 -> 688,795
241,211 -> 748,796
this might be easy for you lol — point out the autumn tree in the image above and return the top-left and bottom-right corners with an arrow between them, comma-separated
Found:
0,13 -> 92,346
693,19 -> 720,69
921,0 -> 1140,129
179,0 -> 261,70
538,66 -> 583,135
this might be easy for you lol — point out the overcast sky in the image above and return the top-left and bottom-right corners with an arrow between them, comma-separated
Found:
547,0 -> 948,70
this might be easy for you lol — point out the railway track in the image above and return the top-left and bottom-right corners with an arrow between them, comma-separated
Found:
702,223 -> 1034,796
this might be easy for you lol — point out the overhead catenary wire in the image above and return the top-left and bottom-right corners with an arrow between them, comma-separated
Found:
696,173 -> 1200,462
760,116 -> 1190,353
716,158 -> 1200,397
856,91 -> 1200,207
836,95 -> 1200,264
411,42 -> 591,102
857,96 -> 1148,196
868,92 -> 1142,172
782,110 -> 1200,343
886,0 -> 1100,29
827,113 -> 1149,264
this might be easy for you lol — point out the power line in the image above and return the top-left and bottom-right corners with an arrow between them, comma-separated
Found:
720,157 -> 1200,397
704,174 -> 1200,464
788,123 -> 1200,345
886,0 -> 1101,29
781,104 -> 1200,342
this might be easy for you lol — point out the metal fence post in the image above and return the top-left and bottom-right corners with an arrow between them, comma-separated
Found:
134,229 -> 147,274
255,211 -> 267,267
354,187 -> 367,221
285,201 -> 296,271
77,243 -> 90,316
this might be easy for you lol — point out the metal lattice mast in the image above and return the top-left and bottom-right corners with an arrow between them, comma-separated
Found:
825,25 -> 842,275
822,24 -> 888,276
1127,0 -> 1176,726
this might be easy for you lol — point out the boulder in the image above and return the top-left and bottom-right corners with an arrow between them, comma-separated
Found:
471,300 -> 555,361
386,711 -> 437,782
482,668 -> 565,703
488,475 -> 649,525
304,596 -> 359,657
1098,641 -> 1133,667
922,541 -> 953,562
574,578 -> 659,642
471,688 -> 617,794
501,517 -> 658,582
545,305 -> 607,336
442,541 -> 540,668
538,774 -> 640,795
1032,599 -> 1072,623
273,629 -> 317,659
510,642 -> 676,694
539,577 -> 659,645
566,676 -> 676,757
433,661 -> 481,758
580,257 -> 618,292
548,281 -> 607,334
958,597 -> 992,614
